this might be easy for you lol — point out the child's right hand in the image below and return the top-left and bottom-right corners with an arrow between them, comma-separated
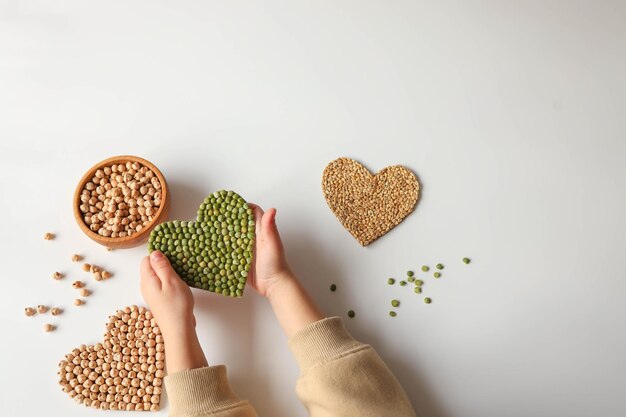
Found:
247,204 -> 293,298
248,204 -> 324,336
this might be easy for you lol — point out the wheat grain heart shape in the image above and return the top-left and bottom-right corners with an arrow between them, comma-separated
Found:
322,157 -> 420,246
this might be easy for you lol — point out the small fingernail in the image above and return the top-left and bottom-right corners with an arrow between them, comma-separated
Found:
150,251 -> 164,261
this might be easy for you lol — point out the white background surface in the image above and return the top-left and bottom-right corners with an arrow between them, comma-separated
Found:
1,1 -> 625,416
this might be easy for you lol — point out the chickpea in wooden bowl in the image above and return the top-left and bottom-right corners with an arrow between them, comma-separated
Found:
73,155 -> 170,249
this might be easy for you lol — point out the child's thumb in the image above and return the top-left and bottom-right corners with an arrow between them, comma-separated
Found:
262,208 -> 282,246
149,251 -> 179,284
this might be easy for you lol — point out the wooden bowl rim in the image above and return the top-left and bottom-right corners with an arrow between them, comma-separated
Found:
73,155 -> 169,246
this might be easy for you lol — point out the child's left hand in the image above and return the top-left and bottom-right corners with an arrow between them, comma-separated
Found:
140,251 -> 208,373
140,250 -> 196,339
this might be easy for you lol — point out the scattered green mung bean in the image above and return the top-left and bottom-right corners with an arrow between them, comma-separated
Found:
330,284 -> 337,292
407,270 -> 414,277
436,263 -> 444,270
414,279 -> 424,286
389,311 -> 397,317
421,265 -> 429,272
391,299 -> 400,307
424,297 -> 432,304
407,276 -> 415,283
463,257 -> 471,264
399,280 -> 407,286
348,310 -> 355,318
387,278 -> 395,285
414,287 -> 422,294
433,272 -> 441,278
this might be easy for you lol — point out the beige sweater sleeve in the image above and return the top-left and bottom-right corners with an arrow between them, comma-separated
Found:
164,317 -> 415,417
288,317 -> 416,417
165,366 -> 258,417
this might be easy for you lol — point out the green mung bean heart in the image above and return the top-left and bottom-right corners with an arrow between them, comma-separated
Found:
147,190 -> 255,297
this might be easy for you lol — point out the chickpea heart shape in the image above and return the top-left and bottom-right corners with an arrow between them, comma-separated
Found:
57,305 -> 164,411
148,190 -> 255,297
322,158 -> 420,246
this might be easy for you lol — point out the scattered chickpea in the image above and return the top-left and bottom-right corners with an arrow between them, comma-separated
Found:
80,288 -> 91,297
44,232 -> 55,240
25,307 -> 36,317
102,271 -> 112,279
51,307 -> 62,316
44,323 -> 55,332
94,272 -> 103,281
72,281 -> 85,289
37,305 -> 48,314
82,263 -> 91,272
74,299 -> 85,306
71,254 -> 82,262
90,264 -> 101,273
52,271 -> 63,280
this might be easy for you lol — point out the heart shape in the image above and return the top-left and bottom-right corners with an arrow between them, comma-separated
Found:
148,190 -> 255,297
57,305 -> 164,411
322,157 -> 420,246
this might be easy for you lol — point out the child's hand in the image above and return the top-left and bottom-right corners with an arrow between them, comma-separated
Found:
247,204 -> 292,298
247,204 -> 324,336
140,251 -> 208,373
140,251 -> 196,338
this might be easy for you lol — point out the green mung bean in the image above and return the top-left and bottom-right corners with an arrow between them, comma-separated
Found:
148,190 -> 255,298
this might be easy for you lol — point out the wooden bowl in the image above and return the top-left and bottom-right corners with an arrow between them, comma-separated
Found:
73,155 -> 170,249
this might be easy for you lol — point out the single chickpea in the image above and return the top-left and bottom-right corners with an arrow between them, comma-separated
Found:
80,289 -> 91,297
37,305 -> 48,314
71,254 -> 82,262
82,263 -> 92,272
94,272 -> 103,281
51,307 -> 62,316
44,323 -> 55,332
52,271 -> 63,280
24,307 -> 36,316
74,299 -> 85,306
72,281 -> 85,289
44,232 -> 55,240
